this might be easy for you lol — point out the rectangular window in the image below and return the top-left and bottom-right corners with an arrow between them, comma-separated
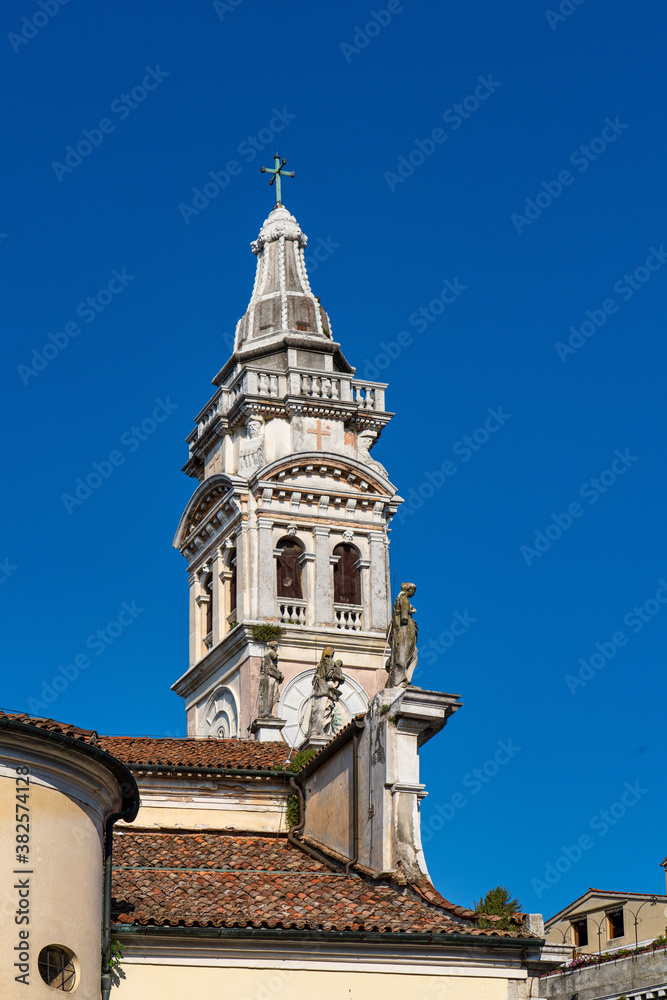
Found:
607,908 -> 624,939
572,917 -> 588,947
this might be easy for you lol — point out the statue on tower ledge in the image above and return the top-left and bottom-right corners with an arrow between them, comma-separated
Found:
308,647 -> 345,740
384,582 -> 418,689
256,641 -> 284,720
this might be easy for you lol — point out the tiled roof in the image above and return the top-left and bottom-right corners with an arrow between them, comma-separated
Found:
97,736 -> 292,771
111,829 -> 528,937
0,711 -> 99,744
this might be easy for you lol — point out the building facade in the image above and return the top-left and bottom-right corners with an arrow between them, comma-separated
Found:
545,885 -> 667,955
0,199 -> 571,998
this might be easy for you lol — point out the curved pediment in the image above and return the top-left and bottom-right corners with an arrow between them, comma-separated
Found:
252,452 -> 396,497
173,474 -> 244,550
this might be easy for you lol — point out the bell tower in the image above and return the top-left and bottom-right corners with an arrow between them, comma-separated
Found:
172,185 -> 402,744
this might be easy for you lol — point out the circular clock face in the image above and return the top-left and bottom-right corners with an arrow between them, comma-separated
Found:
279,670 -> 369,750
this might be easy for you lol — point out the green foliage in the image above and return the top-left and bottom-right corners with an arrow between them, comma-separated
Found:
474,886 -> 522,930
108,939 -> 125,974
250,623 -> 285,643
286,793 -> 300,828
285,747 -> 318,773
282,749 -> 319,829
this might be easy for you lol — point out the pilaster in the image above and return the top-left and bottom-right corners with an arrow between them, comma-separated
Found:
313,525 -> 333,626
369,530 -> 389,631
257,517 -> 275,620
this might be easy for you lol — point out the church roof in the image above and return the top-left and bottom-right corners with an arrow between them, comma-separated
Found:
0,711 -> 100,744
97,735 -> 294,772
111,829 -> 530,938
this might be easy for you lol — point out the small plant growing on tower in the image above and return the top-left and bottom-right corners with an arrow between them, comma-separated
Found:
250,624 -> 285,644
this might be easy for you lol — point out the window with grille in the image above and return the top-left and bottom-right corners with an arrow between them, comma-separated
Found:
38,945 -> 76,992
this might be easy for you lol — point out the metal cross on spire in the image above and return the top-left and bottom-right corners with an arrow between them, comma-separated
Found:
260,154 -> 295,206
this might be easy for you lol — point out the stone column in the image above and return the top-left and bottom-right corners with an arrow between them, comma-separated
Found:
210,547 -> 222,645
235,522 -> 249,623
188,572 -> 198,668
193,563 -> 210,662
257,517 -> 275,619
313,525 -> 333,626
369,530 -> 389,631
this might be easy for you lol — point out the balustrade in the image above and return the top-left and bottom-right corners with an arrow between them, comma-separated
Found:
300,374 -> 341,400
278,599 -> 307,625
334,604 -> 363,630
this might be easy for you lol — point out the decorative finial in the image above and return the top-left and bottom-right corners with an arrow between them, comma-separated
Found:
260,153 -> 295,207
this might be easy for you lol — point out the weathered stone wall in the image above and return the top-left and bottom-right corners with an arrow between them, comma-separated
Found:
540,947 -> 667,999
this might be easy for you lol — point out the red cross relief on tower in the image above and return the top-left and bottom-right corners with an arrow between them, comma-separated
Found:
307,419 -> 331,450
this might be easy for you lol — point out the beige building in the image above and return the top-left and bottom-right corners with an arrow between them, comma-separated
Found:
1,196 -> 570,998
545,883 -> 667,955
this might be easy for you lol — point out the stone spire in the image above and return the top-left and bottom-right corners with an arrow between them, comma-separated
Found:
234,205 -> 333,351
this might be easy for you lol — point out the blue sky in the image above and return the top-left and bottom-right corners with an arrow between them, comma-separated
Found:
2,0 -> 666,920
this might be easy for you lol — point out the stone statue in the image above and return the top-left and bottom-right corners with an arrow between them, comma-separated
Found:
357,429 -> 388,478
256,641 -> 284,719
239,415 -> 265,474
385,582 -> 418,689
308,646 -> 344,739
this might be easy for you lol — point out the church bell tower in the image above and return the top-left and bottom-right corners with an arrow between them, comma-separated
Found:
172,173 -> 402,744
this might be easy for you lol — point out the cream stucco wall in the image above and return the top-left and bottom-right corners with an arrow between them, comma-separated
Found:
119,775 -> 290,832
115,959 -> 518,1000
0,740 -> 124,1000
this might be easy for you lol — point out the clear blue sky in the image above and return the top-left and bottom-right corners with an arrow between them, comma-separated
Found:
2,0 -> 666,920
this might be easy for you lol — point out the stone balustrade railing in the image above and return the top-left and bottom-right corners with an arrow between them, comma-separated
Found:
224,368 -> 386,413
188,369 -> 388,446
278,599 -> 307,625
334,604 -> 363,630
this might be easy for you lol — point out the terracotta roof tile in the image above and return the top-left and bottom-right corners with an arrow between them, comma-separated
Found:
0,711 -> 99,744
97,736 -> 292,771
111,830 -> 530,937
